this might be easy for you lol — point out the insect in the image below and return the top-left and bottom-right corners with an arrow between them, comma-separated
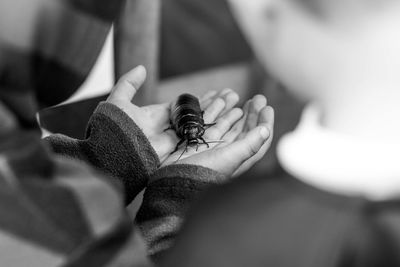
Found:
166,93 -> 222,160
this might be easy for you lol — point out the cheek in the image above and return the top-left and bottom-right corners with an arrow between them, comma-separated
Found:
229,0 -> 299,78
228,0 -> 275,53
259,14 -> 340,100
229,0 -> 340,101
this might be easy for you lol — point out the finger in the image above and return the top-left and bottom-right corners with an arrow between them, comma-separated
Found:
201,88 -> 238,111
233,106 -> 275,177
219,89 -> 240,115
203,108 -> 243,140
221,99 -> 251,143
108,65 -> 147,102
258,105 -> 274,130
203,97 -> 226,124
244,95 -> 267,132
145,103 -> 172,128
200,90 -> 218,109
218,125 -> 270,172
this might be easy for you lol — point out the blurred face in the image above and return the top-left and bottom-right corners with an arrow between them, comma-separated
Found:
228,0 -> 400,103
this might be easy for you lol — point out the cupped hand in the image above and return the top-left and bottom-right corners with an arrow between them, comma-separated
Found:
107,66 -> 240,162
163,94 -> 274,178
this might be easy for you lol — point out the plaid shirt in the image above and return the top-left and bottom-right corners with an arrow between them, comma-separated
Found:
0,0 -> 160,266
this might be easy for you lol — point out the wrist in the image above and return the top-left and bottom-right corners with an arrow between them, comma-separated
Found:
137,165 -> 224,226
84,101 -> 160,203
151,164 -> 226,184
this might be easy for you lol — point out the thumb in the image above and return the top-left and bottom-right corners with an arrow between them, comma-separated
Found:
108,65 -> 147,102
220,126 -> 270,167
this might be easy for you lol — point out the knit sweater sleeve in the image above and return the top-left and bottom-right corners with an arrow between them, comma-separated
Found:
44,101 -> 160,204
135,164 -> 226,261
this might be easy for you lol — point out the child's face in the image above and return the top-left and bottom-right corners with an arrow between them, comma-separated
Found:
228,0 -> 330,101
228,0 -> 400,102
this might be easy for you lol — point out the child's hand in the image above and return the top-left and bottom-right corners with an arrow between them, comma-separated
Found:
163,95 -> 274,178
107,66 -> 240,162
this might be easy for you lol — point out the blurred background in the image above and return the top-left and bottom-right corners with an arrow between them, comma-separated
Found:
40,0 -> 302,172
37,0 -> 304,214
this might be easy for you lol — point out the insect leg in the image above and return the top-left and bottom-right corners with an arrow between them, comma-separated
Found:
163,122 -> 174,132
204,123 -> 216,129
171,139 -> 185,154
198,137 -> 224,149
176,141 -> 189,162
200,110 -> 216,129
199,137 -> 210,148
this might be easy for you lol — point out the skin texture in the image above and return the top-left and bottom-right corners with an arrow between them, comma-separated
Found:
163,94 -> 274,178
107,66 -> 274,178
228,0 -> 400,99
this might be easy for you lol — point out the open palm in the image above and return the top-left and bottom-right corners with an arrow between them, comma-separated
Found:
163,95 -> 274,178
107,66 -> 240,162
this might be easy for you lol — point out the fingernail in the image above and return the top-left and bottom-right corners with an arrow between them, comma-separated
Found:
136,65 -> 146,73
259,127 -> 270,139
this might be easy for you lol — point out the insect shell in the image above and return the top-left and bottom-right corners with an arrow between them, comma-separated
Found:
168,94 -> 216,158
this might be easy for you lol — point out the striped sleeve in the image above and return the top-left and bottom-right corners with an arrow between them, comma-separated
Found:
135,164 -> 225,261
0,140 -> 152,267
44,102 -> 160,204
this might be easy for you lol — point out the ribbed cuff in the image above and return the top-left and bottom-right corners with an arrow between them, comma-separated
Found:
92,102 -> 160,173
150,164 -> 226,184
83,102 -> 160,203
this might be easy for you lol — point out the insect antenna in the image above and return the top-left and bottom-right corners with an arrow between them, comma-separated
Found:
175,142 -> 189,162
204,140 -> 225,144
200,136 -> 225,148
